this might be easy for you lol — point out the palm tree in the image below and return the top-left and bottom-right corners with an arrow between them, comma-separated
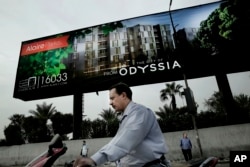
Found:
155,105 -> 172,121
155,104 -> 192,132
99,108 -> 119,137
234,94 -> 250,123
204,91 -> 225,113
4,114 -> 26,145
204,92 -> 250,124
29,102 -> 57,122
50,112 -> 73,138
160,82 -> 183,110
9,114 -> 25,126
81,118 -> 92,139
91,118 -> 107,138
234,94 -> 250,112
28,102 -> 57,141
99,108 -> 117,121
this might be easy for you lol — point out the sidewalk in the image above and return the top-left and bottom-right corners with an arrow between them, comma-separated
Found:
170,159 -> 229,167
1,159 -> 229,167
98,159 -> 229,167
1,162 -> 229,167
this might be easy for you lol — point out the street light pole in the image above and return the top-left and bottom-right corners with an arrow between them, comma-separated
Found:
183,75 -> 203,157
169,0 -> 203,157
169,0 -> 177,48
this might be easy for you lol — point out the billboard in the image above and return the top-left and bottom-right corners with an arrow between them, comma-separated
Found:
14,0 -> 248,101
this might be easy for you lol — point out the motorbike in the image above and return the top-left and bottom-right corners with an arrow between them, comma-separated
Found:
24,133 -> 219,167
188,156 -> 219,167
25,134 -> 67,167
64,156 -> 219,167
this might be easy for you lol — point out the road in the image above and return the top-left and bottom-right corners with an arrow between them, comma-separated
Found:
1,159 -> 229,167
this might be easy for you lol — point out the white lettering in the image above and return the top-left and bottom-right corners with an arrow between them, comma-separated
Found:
119,68 -> 127,76
158,62 -> 165,71
129,67 -> 137,75
166,61 -> 170,69
234,155 -> 241,162
242,155 -> 247,161
149,64 -> 157,72
138,65 -> 148,73
26,44 -> 45,51
234,155 -> 247,162
173,60 -> 181,69
119,60 -> 182,76
103,70 -> 118,76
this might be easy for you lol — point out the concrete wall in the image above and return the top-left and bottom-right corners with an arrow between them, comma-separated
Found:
0,123 -> 249,166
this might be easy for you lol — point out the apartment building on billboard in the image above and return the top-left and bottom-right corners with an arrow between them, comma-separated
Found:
175,27 -> 199,48
109,27 -> 129,69
153,24 -> 173,59
62,26 -> 110,78
62,23 -> 174,78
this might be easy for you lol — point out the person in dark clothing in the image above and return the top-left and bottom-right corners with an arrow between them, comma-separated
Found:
180,132 -> 192,161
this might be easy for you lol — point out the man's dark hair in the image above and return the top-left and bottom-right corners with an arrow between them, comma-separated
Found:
109,82 -> 132,100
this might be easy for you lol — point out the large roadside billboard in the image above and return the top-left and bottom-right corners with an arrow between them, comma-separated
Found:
14,0 -> 248,101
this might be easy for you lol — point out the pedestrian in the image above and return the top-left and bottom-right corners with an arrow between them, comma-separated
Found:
80,140 -> 89,157
180,132 -> 192,161
73,82 -> 171,167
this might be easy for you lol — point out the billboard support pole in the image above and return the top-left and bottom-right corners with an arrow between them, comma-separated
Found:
73,93 -> 83,139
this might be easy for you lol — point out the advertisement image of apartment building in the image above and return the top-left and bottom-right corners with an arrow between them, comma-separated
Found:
62,23 -> 175,78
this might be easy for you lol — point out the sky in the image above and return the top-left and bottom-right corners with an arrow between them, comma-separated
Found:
1,0 -> 250,139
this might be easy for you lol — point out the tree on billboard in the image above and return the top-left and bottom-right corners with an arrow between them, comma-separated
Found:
191,0 -> 250,123
101,21 -> 124,35
195,0 -> 249,54
18,45 -> 72,78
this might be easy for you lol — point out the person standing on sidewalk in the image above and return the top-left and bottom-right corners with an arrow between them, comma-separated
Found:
180,132 -> 192,161
80,140 -> 89,157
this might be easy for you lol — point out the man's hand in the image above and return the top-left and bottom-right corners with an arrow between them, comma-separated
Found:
73,156 -> 96,167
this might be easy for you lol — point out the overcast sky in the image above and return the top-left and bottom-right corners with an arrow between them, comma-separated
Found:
1,0 -> 249,139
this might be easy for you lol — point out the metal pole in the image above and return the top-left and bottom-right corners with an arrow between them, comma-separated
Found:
183,74 -> 203,157
73,93 -> 83,139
